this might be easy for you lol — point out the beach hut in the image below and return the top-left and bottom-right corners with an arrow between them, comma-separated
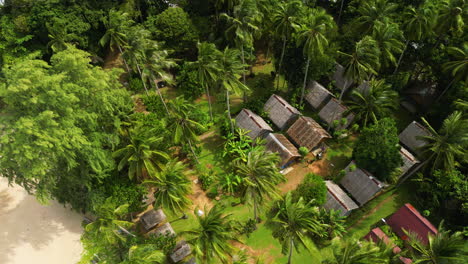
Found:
399,147 -> 420,178
286,116 -> 331,150
399,121 -> 431,156
235,109 -> 273,139
265,133 -> 301,168
305,81 -> 334,110
263,94 -> 301,130
318,98 -> 355,130
170,240 -> 192,263
140,209 -> 166,232
324,181 -> 359,216
340,161 -> 384,205
333,64 -> 353,92
148,222 -> 176,237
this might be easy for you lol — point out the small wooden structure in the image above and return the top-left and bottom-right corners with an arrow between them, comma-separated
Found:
263,94 -> 301,130
399,121 -> 431,156
324,181 -> 359,216
286,116 -> 331,150
305,81 -> 334,110
170,240 -> 192,263
398,147 -> 420,178
333,64 -> 353,92
140,208 -> 166,232
340,161 -> 384,205
235,109 -> 273,139
264,133 -> 301,168
318,98 -> 355,130
148,222 -> 176,237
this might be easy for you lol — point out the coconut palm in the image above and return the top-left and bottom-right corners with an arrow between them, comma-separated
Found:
354,0 -> 398,34
323,238 -> 390,264
318,209 -> 347,239
113,125 -> 169,182
184,204 -> 238,264
46,23 -> 72,52
443,43 -> 468,84
371,21 -> 405,69
123,26 -> 152,95
435,0 -> 465,39
144,159 -> 191,213
267,192 -> 326,264
346,79 -> 398,127
235,147 -> 285,221
271,0 -> 303,89
296,8 -> 335,105
122,244 -> 165,264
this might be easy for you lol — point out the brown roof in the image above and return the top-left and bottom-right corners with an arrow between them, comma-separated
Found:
305,81 -> 334,110
399,147 -> 420,178
265,133 -> 301,168
399,121 -> 432,156
324,181 -> 359,216
340,161 -> 384,205
286,116 -> 331,150
148,222 -> 176,237
333,64 -> 353,92
263,94 -> 301,130
170,240 -> 192,263
318,98 -> 355,129
140,209 -> 166,231
235,109 -> 273,139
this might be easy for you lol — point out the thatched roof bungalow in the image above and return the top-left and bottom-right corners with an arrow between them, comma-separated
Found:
305,81 -> 334,110
263,94 -> 301,130
340,161 -> 384,205
399,121 -> 431,156
318,98 -> 355,130
324,181 -> 359,216
265,133 -> 301,168
333,64 -> 353,92
148,222 -> 176,237
140,208 -> 166,232
235,109 -> 273,139
399,147 -> 420,178
170,240 -> 192,263
286,116 -> 331,150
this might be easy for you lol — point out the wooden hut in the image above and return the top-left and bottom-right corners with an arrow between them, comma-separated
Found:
170,240 -> 192,263
399,147 -> 420,178
263,94 -> 301,130
140,209 -> 166,232
324,181 -> 359,216
148,222 -> 176,237
305,81 -> 334,110
235,109 -> 273,139
286,116 -> 331,150
399,121 -> 431,156
318,98 -> 355,130
340,161 -> 384,205
265,133 -> 301,168
333,64 -> 353,92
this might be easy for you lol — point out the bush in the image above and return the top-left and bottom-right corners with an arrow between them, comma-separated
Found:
176,63 -> 204,99
142,93 -> 166,116
240,219 -> 257,238
128,77 -> 144,93
207,186 -> 219,199
292,173 -> 327,206
198,168 -> 216,190
298,146 -> 309,157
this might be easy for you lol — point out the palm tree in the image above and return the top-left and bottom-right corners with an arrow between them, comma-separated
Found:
267,192 -> 326,264
371,21 -> 405,70
346,79 -> 398,127
122,244 -> 165,264
113,125 -> 169,182
234,147 -> 285,221
318,209 -> 347,239
271,0 -> 303,90
296,8 -> 335,105
435,0 -> 465,40
354,0 -> 398,34
189,42 -> 222,121
144,159 -> 191,213
46,23 -> 72,52
439,43 -> 468,99
323,238 -> 389,264
168,96 -> 205,163
184,204 -> 238,264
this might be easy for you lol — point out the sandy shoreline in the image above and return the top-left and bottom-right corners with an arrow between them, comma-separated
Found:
0,177 -> 83,264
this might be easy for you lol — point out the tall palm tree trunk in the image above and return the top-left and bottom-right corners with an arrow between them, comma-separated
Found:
241,45 -> 247,102
153,81 -> 170,115
276,37 -> 287,90
136,64 -> 150,96
337,0 -> 345,25
394,40 -> 409,74
287,238 -> 294,264
435,78 -> 456,103
187,138 -> 200,164
205,83 -> 214,121
300,57 -> 311,105
226,90 -> 234,134
117,44 -> 131,73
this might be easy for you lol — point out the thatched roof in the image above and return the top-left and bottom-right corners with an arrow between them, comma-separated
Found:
340,161 -> 384,205
286,116 -> 331,150
265,133 -> 301,168
263,94 -> 301,130
140,209 -> 166,231
149,222 -> 176,237
399,121 -> 431,156
318,98 -> 355,130
305,81 -> 334,110
399,147 -> 420,178
333,64 -> 353,92
170,240 -> 192,263
235,109 -> 273,139
184,258 -> 197,264
324,181 -> 359,216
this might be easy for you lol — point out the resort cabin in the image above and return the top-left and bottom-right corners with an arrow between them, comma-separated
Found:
170,240 -> 192,263
235,109 -> 273,139
286,116 -> 331,151
263,94 -> 301,130
333,64 -> 353,92
324,181 -> 359,216
140,208 -> 166,232
265,133 -> 301,168
305,81 -> 334,110
148,222 -> 176,237
318,98 -> 355,130
398,147 -> 420,178
399,121 -> 431,156
387,203 -> 438,245
364,228 -> 413,264
340,161 -> 384,205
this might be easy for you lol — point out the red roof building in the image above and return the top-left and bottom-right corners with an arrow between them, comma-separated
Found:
386,203 -> 438,245
364,228 -> 413,264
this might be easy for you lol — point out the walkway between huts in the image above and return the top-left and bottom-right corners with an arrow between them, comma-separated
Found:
348,194 -> 397,230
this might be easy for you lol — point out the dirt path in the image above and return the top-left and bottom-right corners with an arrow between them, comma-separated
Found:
188,175 -> 214,212
349,194 -> 397,229
231,241 -> 275,264
134,96 -> 149,114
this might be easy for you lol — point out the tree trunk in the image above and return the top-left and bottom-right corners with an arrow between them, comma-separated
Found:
276,37 -> 287,90
253,197 -> 258,222
117,44 -> 131,73
136,64 -> 149,96
287,238 -> 294,264
394,40 -> 409,74
337,0 -> 345,25
153,80 -> 170,115
300,57 -> 311,106
434,78 -> 455,103
241,45 -> 247,102
226,89 -> 234,134
205,83 -> 214,121
187,138 -> 200,164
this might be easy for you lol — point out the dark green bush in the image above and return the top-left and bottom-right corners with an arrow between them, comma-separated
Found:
292,173 -> 327,206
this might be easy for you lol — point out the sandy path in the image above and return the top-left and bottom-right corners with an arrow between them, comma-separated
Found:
188,175 -> 214,212
0,178 -> 83,264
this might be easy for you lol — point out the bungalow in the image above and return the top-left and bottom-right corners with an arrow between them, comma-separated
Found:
305,81 -> 334,110
148,222 -> 176,237
264,133 -> 301,168
333,64 -> 353,92
340,161 -> 384,205
324,181 -> 359,216
286,116 -> 331,151
170,240 -> 192,263
263,94 -> 301,130
235,109 -> 273,139
398,147 -> 420,178
399,121 -> 432,156
318,98 -> 355,130
140,208 -> 166,232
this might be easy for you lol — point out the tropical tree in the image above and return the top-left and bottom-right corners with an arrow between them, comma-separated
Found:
113,125 -> 169,182
353,0 -> 398,34
234,147 -> 285,221
346,79 -> 398,127
121,244 -> 165,264
46,23 -> 71,52
434,0 -> 465,40
323,238 -> 390,264
267,192 -> 326,264
184,204 -> 238,264
318,209 -> 347,239
296,8 -> 335,105
443,43 -> 468,84
371,21 -> 405,69
144,159 -> 191,213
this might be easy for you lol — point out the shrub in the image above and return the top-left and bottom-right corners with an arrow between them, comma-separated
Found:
198,168 -> 216,190
128,77 -> 144,93
240,219 -> 257,238
176,63 -> 204,99
298,146 -> 309,157
292,173 -> 327,206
